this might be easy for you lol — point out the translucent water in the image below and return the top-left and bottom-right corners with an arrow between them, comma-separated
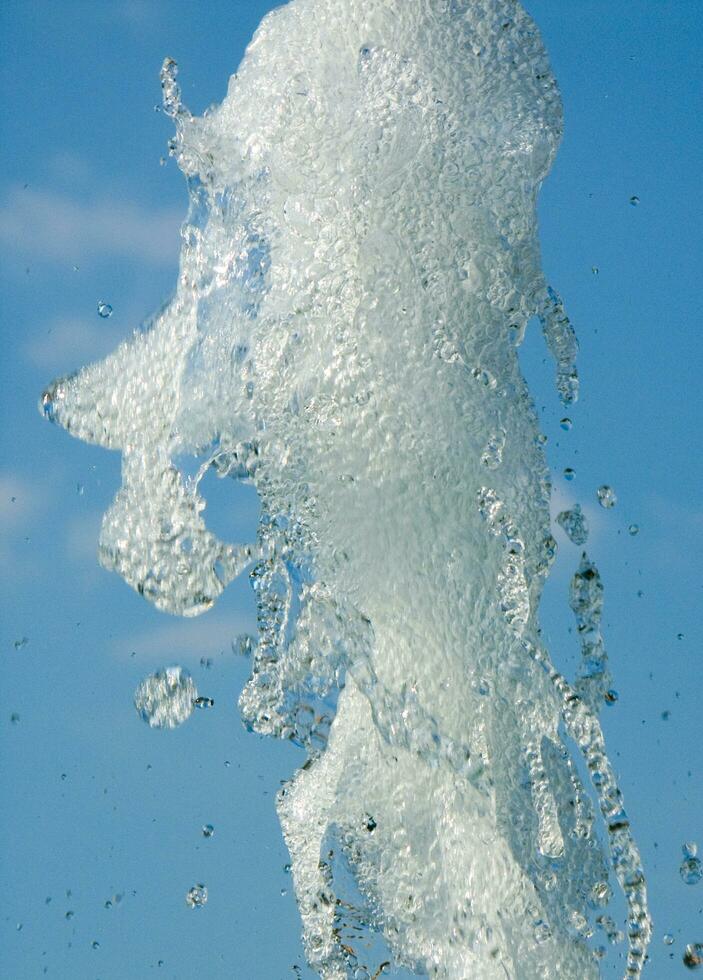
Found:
133,667 -> 197,729
40,1 -> 651,977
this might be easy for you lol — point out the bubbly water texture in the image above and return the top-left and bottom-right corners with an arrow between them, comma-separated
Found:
41,1 -> 651,977
134,666 -> 197,729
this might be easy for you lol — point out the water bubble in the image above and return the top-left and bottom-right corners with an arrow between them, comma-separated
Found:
630,195 -> 640,206
186,884 -> 208,909
471,366 -> 497,389
556,504 -> 589,546
134,667 -> 197,729
664,934 -> 675,946
65,911 -> 74,921
597,485 -> 617,508
559,417 -> 573,431
92,940 -> 100,950
202,824 -> 214,838
563,467 -> 575,481
628,524 -> 640,536
684,943 -> 703,969
97,301 -> 113,319
683,842 -> 698,858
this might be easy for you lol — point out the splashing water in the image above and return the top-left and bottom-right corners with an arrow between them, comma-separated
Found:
41,2 -> 651,977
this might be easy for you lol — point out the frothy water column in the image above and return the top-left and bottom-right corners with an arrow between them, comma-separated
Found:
41,1 -> 651,977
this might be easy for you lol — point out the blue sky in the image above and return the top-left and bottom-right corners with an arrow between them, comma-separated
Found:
1,2 -> 701,978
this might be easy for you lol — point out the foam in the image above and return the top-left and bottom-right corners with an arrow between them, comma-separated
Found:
42,2 -> 650,976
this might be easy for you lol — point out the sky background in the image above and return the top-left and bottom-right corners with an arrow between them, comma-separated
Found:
0,1 -> 701,978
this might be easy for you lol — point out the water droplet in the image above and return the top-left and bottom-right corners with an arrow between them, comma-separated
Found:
563,467 -> 575,481
186,884 -> 208,909
556,504 -> 589,546
630,195 -> 640,206
597,485 -> 617,508
590,881 -> 611,906
133,667 -> 197,729
684,943 -> 703,969
160,57 -> 182,118
193,696 -> 214,709
559,417 -> 573,431
680,857 -> 702,885
232,634 -> 254,656
202,824 -> 214,838
628,524 -> 640,536
664,934 -> 675,946
97,301 -> 113,319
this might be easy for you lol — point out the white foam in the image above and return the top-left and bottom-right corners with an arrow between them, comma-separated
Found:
42,2 -> 650,976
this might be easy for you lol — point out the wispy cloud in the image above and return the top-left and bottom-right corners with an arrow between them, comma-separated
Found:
24,315 -> 123,373
110,0 -> 163,30
0,472 -> 42,533
0,184 -> 181,269
115,610 -> 255,662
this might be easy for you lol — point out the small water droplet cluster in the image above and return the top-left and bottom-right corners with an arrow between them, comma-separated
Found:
185,883 -> 208,909
133,667 -> 197,729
